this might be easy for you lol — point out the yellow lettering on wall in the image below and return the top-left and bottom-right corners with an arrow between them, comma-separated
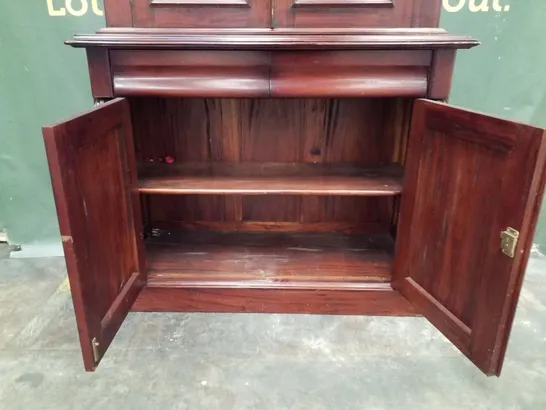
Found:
443,0 -> 466,12
91,0 -> 104,16
469,0 -> 489,12
66,0 -> 89,16
47,0 -> 67,16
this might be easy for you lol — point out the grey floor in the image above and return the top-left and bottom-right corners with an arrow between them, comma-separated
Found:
0,245 -> 545,410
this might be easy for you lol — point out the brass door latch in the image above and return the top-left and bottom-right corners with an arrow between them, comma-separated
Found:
500,228 -> 519,258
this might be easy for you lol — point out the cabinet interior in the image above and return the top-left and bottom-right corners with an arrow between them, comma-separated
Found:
129,97 -> 414,287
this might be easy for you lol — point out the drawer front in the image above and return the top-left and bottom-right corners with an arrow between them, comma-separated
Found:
110,50 -> 270,97
128,0 -> 271,28
272,0 -> 439,28
270,50 -> 432,97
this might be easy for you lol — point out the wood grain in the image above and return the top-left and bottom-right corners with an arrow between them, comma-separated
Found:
394,99 -> 546,376
272,0 -> 414,28
146,230 -> 395,284
131,97 -> 411,232
149,220 -> 385,233
111,50 -> 270,97
132,286 -> 418,315
138,162 -> 404,196
132,0 -> 270,28
67,29 -> 480,50
427,49 -> 457,99
270,50 -> 430,97
86,48 -> 113,98
42,98 -> 145,371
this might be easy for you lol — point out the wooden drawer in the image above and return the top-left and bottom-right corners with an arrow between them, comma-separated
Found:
272,0 -> 439,28
110,50 -> 270,97
270,50 -> 432,97
105,0 -> 271,28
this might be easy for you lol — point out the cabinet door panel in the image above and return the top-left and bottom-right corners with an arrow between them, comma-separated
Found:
43,98 -> 145,371
273,0 -> 431,28
395,99 -> 546,376
131,0 -> 271,28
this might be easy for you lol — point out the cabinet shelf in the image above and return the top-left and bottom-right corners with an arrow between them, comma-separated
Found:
138,162 -> 404,196
145,230 -> 394,289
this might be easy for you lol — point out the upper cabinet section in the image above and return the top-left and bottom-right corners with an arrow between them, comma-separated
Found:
105,0 -> 272,28
104,0 -> 441,28
272,0 -> 439,28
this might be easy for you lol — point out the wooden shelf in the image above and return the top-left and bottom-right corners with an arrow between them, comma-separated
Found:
138,162 -> 403,196
145,230 -> 394,289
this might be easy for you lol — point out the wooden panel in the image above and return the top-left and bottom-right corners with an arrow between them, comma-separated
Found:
104,0 -> 133,27
131,97 -> 412,230
150,220 -> 384,233
428,50 -> 457,100
132,0 -> 271,28
272,0 -> 415,28
69,28 -> 479,50
271,51 -> 431,97
42,99 -> 145,371
394,99 -> 546,376
132,286 -> 418,315
110,50 -> 270,97
146,230 -> 394,284
138,163 -> 404,196
411,0 -> 441,27
86,48 -> 113,98
293,0 -> 394,6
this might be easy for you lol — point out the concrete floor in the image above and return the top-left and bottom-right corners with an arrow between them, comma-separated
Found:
0,246 -> 545,409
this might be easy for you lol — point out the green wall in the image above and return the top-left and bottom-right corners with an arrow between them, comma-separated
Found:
1,0 -> 545,252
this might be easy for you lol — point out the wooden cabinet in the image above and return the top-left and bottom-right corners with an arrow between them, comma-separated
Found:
104,0 -> 439,28
272,0 -> 439,28
43,4 -> 546,377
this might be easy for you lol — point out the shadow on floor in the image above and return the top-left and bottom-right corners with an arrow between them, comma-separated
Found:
0,247 -> 545,409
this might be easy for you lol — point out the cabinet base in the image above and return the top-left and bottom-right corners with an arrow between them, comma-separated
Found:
131,284 -> 419,316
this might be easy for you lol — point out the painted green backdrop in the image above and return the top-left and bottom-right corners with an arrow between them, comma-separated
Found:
1,0 -> 545,253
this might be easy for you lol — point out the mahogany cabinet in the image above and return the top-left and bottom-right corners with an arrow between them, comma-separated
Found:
42,1 -> 546,376
104,0 -> 439,28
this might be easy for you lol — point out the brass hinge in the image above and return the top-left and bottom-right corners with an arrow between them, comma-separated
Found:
500,227 -> 519,258
91,337 -> 101,363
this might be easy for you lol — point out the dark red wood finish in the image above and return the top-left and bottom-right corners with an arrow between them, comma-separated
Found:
145,230 -> 394,283
104,0 -> 133,26
45,0 -> 545,377
102,0 -> 440,29
427,49 -> 457,100
394,100 -> 546,376
86,48 -> 113,98
130,97 -> 412,235
110,50 -> 270,97
270,50 -> 430,97
411,0 -> 441,27
68,28 -> 479,50
42,99 -> 146,371
138,162 -> 404,196
131,0 -> 271,28
133,285 -> 418,315
272,0 -> 428,28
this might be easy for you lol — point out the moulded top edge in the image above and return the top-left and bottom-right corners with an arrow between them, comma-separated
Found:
66,28 -> 480,50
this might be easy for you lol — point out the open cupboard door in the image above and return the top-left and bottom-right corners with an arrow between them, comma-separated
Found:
43,98 -> 145,371
394,99 -> 546,376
